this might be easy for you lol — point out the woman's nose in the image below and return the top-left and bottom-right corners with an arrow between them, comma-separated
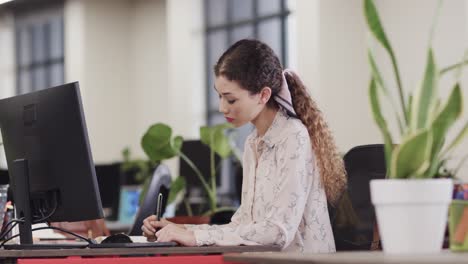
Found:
218,100 -> 228,114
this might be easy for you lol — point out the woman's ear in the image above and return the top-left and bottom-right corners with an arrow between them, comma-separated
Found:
259,87 -> 272,104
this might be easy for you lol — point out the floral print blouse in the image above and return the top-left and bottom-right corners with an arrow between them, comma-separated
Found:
185,110 -> 336,253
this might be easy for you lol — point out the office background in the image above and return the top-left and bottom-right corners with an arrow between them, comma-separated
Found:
0,0 -> 467,181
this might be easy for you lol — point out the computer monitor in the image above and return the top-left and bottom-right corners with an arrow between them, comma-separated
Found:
0,82 -> 103,247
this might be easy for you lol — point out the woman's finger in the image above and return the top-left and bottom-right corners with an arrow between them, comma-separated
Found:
142,221 -> 156,233
142,215 -> 157,226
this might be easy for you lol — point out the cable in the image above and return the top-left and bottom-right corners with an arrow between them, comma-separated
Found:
0,226 -> 95,248
0,221 -> 21,243
0,218 -> 24,235
0,219 -> 25,240
31,192 -> 58,224
32,204 -> 57,224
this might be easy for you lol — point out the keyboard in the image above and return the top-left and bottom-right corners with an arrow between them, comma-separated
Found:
88,241 -> 178,248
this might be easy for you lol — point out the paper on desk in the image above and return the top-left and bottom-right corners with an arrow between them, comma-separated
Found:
130,236 -> 149,243
32,223 -> 67,240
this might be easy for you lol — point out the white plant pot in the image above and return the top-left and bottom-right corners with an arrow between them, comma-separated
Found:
370,178 -> 453,254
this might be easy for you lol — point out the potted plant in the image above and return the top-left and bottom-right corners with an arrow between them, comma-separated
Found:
364,0 -> 467,253
140,122 -> 237,223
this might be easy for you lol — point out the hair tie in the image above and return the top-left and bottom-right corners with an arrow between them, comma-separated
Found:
274,69 -> 298,118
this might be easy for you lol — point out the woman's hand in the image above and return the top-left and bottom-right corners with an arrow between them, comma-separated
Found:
155,224 -> 197,246
141,216 -> 185,241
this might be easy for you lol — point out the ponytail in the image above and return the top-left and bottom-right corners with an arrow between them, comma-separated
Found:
285,72 -> 347,206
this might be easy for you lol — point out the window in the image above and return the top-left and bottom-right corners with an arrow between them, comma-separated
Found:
14,3 -> 64,94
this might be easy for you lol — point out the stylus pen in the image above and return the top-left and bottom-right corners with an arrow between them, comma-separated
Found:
155,193 -> 163,221
154,193 -> 163,236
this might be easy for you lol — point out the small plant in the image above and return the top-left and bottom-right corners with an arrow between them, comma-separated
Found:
364,0 -> 468,179
141,122 -> 235,215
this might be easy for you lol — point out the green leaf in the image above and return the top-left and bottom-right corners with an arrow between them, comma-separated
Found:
406,94 -> 413,133
440,49 -> 468,78
167,176 -> 186,205
368,50 -> 404,134
390,130 -> 432,179
364,0 -> 392,54
411,48 -> 438,130
364,0 -> 406,124
172,136 -> 183,154
200,123 -> 234,158
440,59 -> 468,76
369,78 -> 393,176
141,123 -> 183,162
443,120 -> 468,156
429,84 -> 463,164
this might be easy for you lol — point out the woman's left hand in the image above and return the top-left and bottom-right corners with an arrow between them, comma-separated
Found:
156,223 -> 197,246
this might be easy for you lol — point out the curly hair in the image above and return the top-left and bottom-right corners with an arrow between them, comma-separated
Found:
214,39 -> 347,206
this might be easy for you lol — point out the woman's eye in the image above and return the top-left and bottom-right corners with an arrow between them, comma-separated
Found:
227,99 -> 237,104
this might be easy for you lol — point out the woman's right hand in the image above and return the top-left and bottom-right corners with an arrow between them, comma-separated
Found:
141,216 -> 185,241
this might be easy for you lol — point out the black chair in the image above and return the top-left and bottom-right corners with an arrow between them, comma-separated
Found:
128,164 -> 171,235
331,144 -> 386,251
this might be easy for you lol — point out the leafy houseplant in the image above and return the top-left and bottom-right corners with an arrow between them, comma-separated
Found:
364,0 -> 467,253
141,122 -> 235,216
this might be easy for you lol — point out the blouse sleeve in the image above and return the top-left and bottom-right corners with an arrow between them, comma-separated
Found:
184,202 -> 243,231
190,130 -> 314,248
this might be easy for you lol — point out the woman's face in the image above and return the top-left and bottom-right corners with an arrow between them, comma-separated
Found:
215,75 -> 265,128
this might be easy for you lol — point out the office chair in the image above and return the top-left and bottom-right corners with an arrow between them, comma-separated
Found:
331,144 -> 386,251
128,164 -> 171,236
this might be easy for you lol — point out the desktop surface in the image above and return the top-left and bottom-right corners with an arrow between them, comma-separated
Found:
0,245 -> 280,259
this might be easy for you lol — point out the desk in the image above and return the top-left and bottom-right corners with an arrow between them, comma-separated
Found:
224,250 -> 468,264
0,245 -> 279,264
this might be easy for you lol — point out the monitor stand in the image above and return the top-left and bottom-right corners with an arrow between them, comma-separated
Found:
4,159 -> 89,250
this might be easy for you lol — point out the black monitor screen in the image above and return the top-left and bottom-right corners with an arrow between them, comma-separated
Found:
0,82 -> 103,245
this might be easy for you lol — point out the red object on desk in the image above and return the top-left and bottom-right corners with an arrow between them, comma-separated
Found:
18,255 -> 243,264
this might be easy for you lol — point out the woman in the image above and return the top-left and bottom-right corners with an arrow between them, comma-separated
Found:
142,39 -> 346,253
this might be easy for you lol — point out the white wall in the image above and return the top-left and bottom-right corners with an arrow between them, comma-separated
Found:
129,0 -> 169,158
0,11 -> 14,100
0,11 -> 14,168
166,0 -> 205,139
64,0 -> 205,176
295,0 -> 376,153
65,0 -> 134,164
65,0 -> 176,165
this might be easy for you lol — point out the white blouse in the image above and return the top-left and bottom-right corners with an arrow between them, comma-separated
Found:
185,110 -> 336,253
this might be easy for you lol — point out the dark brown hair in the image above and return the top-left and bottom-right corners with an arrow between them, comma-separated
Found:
214,39 -> 346,206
